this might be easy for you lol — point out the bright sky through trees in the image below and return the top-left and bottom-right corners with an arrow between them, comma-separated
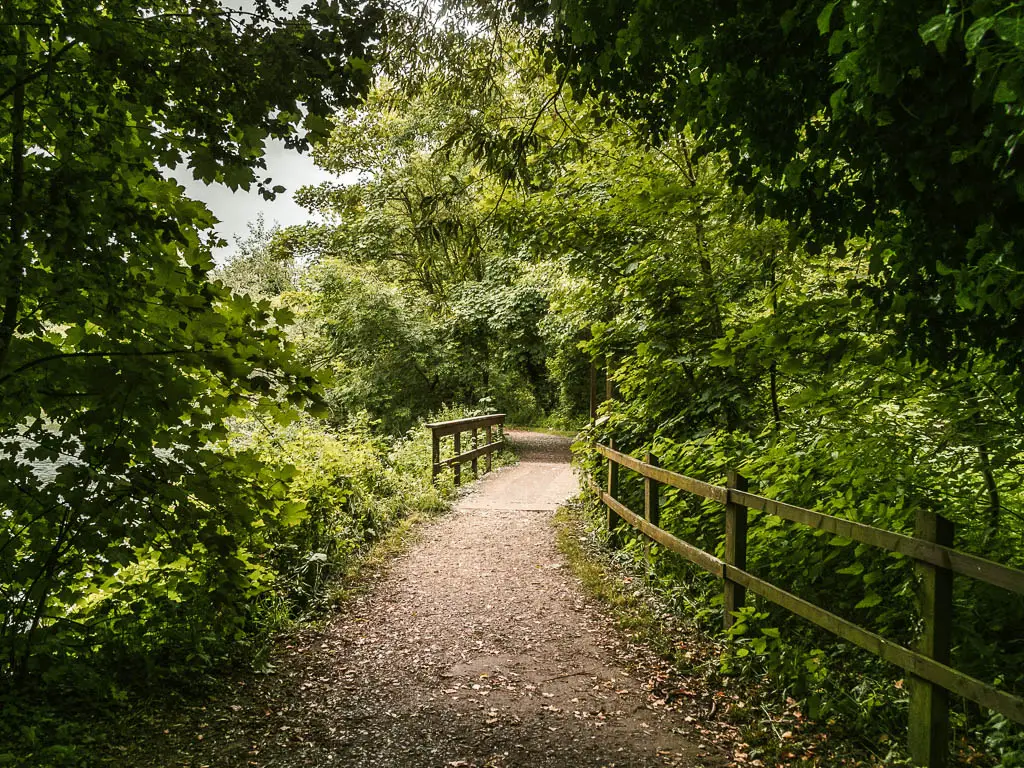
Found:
177,139 -> 337,258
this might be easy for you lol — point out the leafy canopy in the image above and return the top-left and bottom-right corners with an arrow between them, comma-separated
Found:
524,0 -> 1024,383
0,0 -> 379,676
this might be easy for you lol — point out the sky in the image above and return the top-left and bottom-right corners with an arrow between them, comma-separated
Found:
173,0 -> 372,261
175,140 -> 336,263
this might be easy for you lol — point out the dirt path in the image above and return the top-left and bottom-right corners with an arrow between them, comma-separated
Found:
141,431 -> 726,767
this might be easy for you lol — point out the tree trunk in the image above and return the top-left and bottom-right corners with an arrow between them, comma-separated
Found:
979,444 -> 1001,537
0,15 -> 27,375
770,361 -> 781,430
769,250 -> 781,432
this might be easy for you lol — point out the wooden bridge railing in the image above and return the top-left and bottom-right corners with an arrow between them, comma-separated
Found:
426,413 -> 505,486
592,440 -> 1024,768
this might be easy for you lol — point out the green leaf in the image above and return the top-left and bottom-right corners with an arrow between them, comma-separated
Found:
855,592 -> 883,609
994,16 -> 1024,48
817,2 -> 838,35
828,29 -> 850,55
710,347 -> 735,367
784,158 -> 807,188
304,112 -> 335,142
780,9 -> 798,35
994,79 -> 1017,103
279,500 -> 308,527
919,14 -> 955,52
965,17 -> 994,50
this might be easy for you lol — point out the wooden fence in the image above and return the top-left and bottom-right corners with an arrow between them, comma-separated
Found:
426,413 -> 505,486
592,440 -> 1024,768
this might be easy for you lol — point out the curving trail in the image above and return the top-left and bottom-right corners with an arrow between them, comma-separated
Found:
138,431 -> 725,767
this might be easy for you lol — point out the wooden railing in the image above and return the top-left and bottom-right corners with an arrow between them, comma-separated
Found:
592,440 -> 1024,768
426,413 -> 506,486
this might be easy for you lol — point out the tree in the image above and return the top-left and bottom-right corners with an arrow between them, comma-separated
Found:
281,50 -> 559,425
216,216 -> 296,301
293,257 -> 444,432
523,0 -> 1024,386
0,0 -> 379,677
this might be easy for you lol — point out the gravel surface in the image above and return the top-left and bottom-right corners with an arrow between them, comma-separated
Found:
134,431 -> 727,767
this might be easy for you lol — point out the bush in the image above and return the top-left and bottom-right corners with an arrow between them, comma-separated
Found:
237,414 -> 450,618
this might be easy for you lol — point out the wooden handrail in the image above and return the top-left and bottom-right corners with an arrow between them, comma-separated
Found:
425,413 -> 505,438
590,440 -> 1024,766
427,414 -> 505,486
595,484 -> 1024,724
592,442 -> 1024,596
595,442 -> 727,503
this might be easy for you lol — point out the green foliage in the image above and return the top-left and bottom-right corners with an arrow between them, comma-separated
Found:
0,0 -> 380,694
7,1 -> 1024,761
0,409 -> 474,765
292,258 -> 443,432
526,0 -> 1024,389
238,416 -> 448,616
272,52 -> 567,429
451,29 -> 1024,754
216,217 -> 297,301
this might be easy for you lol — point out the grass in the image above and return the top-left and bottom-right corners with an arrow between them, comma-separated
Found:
328,504 -> 444,605
552,496 -> 724,678
556,500 -> 680,658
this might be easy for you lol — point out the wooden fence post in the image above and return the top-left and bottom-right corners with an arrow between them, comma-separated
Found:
644,451 -> 660,527
471,427 -> 479,476
485,424 -> 493,473
724,469 -> 749,630
644,451 -> 660,567
453,430 -> 462,487
606,439 -> 620,536
909,510 -> 954,768
431,429 -> 440,484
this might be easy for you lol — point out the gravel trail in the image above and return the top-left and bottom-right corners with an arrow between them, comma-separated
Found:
140,431 -> 724,767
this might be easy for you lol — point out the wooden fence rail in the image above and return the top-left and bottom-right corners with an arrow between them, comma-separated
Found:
426,413 -> 505,486
591,441 -> 1024,768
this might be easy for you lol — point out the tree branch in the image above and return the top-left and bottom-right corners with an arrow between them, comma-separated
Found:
0,17 -> 28,375
0,40 -> 80,103
0,349 -> 194,387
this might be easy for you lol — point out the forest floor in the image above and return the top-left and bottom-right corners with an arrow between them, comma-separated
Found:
123,431 -> 740,768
